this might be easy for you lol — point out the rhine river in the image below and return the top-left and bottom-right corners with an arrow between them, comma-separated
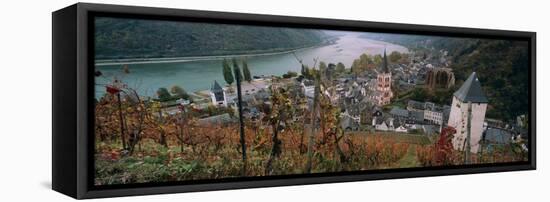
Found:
95,32 -> 408,98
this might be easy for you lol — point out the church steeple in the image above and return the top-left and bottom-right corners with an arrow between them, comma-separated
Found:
375,48 -> 393,106
382,48 -> 390,73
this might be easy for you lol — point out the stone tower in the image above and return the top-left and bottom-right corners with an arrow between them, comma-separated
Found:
447,72 -> 488,153
210,80 -> 227,107
376,49 -> 393,106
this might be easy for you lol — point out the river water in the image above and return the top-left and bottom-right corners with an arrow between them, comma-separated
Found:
95,32 -> 407,98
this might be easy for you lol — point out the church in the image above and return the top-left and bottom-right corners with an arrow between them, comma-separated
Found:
372,49 -> 393,106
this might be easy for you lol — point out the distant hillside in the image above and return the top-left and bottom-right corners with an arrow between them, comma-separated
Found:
443,39 -> 529,121
362,33 -> 529,121
359,33 -> 474,52
95,17 -> 327,60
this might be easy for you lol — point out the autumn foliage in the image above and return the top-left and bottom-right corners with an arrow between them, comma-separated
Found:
94,69 -> 526,185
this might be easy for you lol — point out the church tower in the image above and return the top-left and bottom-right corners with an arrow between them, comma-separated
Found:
210,80 -> 227,107
376,49 -> 393,105
447,72 -> 488,153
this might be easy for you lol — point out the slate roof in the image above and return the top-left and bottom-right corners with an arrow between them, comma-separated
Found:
374,117 -> 386,125
392,118 -> 404,127
211,80 -> 223,92
453,72 -> 488,103
390,107 -> 409,117
410,111 -> 424,122
483,128 -> 512,144
407,100 -> 425,110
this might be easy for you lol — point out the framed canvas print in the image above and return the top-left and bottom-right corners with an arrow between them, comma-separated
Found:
52,3 -> 536,199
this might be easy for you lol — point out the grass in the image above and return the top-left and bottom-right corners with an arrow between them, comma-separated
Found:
397,145 -> 420,168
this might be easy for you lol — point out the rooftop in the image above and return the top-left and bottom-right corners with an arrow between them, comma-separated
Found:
211,80 -> 223,92
453,72 -> 488,103
390,107 -> 409,117
483,128 -> 512,144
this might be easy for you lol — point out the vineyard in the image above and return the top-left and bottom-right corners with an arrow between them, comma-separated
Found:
94,87 -> 526,185
94,113 -> 413,185
94,56 -> 527,185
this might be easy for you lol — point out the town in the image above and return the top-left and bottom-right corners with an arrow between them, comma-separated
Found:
94,46 -> 529,185
156,49 -> 528,156
91,16 -> 531,185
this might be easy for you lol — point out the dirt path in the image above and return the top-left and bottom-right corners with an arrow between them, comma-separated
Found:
397,145 -> 420,168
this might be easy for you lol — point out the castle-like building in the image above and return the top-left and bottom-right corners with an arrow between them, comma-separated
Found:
210,80 -> 227,107
373,49 -> 393,106
447,72 -> 488,153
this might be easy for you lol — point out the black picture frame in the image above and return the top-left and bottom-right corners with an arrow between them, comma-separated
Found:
52,3 -> 536,199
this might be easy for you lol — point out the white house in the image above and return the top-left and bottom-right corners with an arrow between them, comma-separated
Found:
387,117 -> 395,130
408,100 -> 450,125
395,125 -> 408,133
447,72 -> 488,153
375,121 -> 389,131
302,83 -> 315,99
176,98 -> 190,106
374,117 -> 395,132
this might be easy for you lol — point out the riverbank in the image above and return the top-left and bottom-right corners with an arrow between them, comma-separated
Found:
95,39 -> 336,66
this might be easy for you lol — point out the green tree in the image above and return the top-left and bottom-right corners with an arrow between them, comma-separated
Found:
351,54 -> 375,74
232,58 -> 244,82
222,59 -> 234,85
410,88 -> 428,101
283,71 -> 298,78
170,85 -> 190,99
351,60 -> 360,75
336,62 -> 345,73
288,71 -> 298,77
359,53 -> 373,66
303,66 -> 312,80
242,60 -> 252,83
156,87 -> 171,101
389,51 -> 402,63
319,61 -> 327,74
373,54 -> 383,66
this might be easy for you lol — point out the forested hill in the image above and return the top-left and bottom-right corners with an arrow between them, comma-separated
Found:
362,33 -> 529,121
94,17 -> 327,60
442,38 -> 529,121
